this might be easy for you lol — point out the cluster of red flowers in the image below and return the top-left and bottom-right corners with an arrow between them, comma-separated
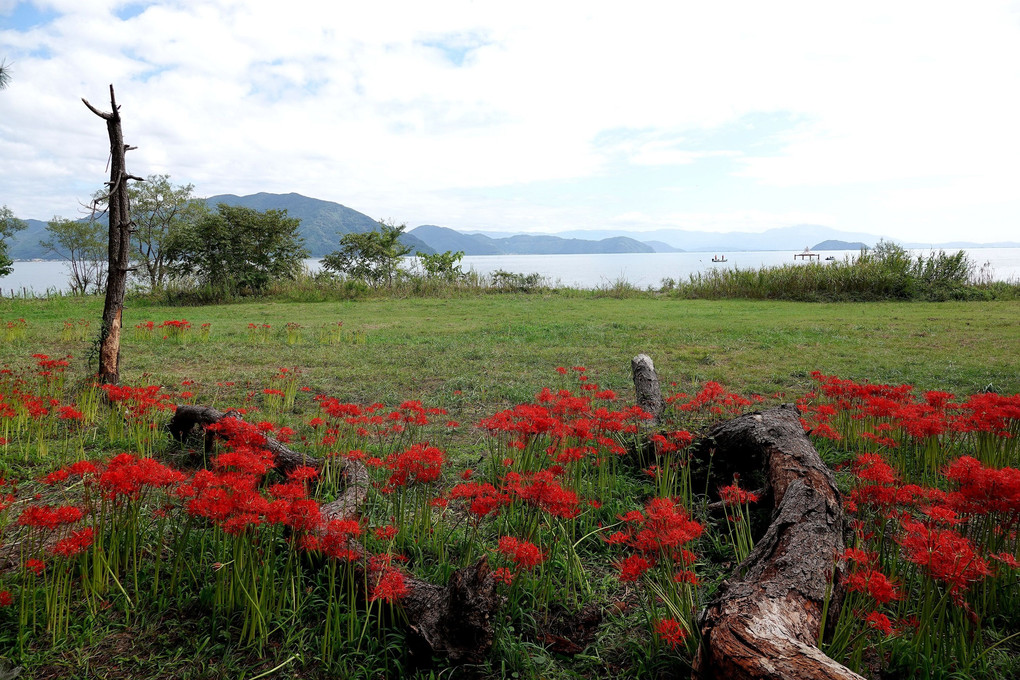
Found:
802,371 -> 1020,448
654,617 -> 687,649
479,380 -> 651,460
666,381 -> 761,415
495,535 -> 545,571
100,383 -> 175,422
719,481 -> 760,506
608,497 -> 703,582
843,447 -> 1019,642
313,396 -> 449,442
382,442 -> 446,489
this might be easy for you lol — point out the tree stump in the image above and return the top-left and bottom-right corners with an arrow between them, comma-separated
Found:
631,353 -> 665,426
694,405 -> 863,680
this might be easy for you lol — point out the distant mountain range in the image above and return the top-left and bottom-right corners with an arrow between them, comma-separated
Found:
5,192 -> 1017,261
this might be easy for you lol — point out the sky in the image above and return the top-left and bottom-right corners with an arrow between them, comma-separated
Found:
2,0 -> 1020,244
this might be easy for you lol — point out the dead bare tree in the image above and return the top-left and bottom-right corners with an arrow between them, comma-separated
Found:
83,85 -> 145,384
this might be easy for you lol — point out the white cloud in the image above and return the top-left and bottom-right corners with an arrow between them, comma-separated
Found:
0,0 -> 1019,243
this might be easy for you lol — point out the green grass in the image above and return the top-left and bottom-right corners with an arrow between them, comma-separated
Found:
3,295 -> 1018,409
2,293 -> 1019,679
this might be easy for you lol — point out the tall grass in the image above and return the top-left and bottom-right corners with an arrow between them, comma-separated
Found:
15,242 -> 1019,305
663,242 -> 1020,302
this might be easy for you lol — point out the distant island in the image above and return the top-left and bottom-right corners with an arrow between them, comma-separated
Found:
5,191 -> 1016,260
811,239 -> 869,251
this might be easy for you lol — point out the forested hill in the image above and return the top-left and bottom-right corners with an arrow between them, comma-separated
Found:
203,193 -> 382,257
407,225 -> 655,256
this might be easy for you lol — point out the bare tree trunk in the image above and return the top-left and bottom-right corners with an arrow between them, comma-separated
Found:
693,405 -> 863,680
83,85 -> 144,384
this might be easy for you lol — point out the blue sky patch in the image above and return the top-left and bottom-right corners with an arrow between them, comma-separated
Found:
2,1 -> 59,30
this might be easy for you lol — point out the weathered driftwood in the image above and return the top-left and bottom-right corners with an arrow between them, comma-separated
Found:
167,403 -> 498,663
631,353 -> 665,425
694,405 -> 863,680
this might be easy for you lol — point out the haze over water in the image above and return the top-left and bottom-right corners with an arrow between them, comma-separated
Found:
4,249 -> 1019,296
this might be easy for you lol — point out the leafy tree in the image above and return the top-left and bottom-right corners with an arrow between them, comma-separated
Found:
90,174 -> 203,290
1,205 -> 27,278
321,221 -> 412,287
130,175 -> 206,289
164,203 -> 307,296
417,250 -> 466,282
40,217 -> 107,294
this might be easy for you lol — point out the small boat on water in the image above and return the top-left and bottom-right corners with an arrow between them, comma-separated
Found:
825,256 -> 835,261
711,255 -> 727,263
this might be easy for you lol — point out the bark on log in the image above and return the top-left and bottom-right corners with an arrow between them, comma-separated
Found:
167,403 -> 498,663
631,353 -> 665,426
694,405 -> 862,680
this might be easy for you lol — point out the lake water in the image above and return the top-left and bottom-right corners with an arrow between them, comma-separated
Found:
4,248 -> 1019,295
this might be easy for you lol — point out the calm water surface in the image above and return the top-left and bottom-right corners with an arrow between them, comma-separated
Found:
4,248 -> 1019,295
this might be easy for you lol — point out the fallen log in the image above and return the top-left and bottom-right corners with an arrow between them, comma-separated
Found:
693,405 -> 863,680
167,403 -> 498,663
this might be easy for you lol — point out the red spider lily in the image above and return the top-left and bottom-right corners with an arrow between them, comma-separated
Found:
97,453 -> 186,500
58,405 -> 83,421
666,381 -> 752,414
492,567 -> 514,585
719,484 -> 760,506
502,469 -> 580,519
369,566 -> 409,603
674,569 -> 699,585
287,466 -> 319,483
447,481 -> 511,518
100,383 -> 175,422
303,518 -> 363,560
898,519 -> 991,592
865,611 -> 893,636
618,554 -> 652,582
617,497 -> 703,560
383,443 -> 445,488
42,469 -> 70,485
496,536 -> 545,570
375,525 -> 398,541
991,552 -> 1019,570
944,456 -> 1020,515
654,617 -> 687,649
846,569 -> 900,604
17,504 -> 83,530
24,558 -> 46,575
649,430 -> 695,454
0,591 -> 12,607
52,526 -> 96,558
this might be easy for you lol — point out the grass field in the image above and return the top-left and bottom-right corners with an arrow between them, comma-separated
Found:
4,295 -> 1018,409
1,293 -> 1019,679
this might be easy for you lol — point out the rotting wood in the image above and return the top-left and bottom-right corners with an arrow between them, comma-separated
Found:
693,405 -> 863,680
167,404 -> 498,663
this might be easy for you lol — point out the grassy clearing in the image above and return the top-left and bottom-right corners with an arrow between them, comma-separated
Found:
1,294 -> 1018,679
3,294 -> 1018,405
